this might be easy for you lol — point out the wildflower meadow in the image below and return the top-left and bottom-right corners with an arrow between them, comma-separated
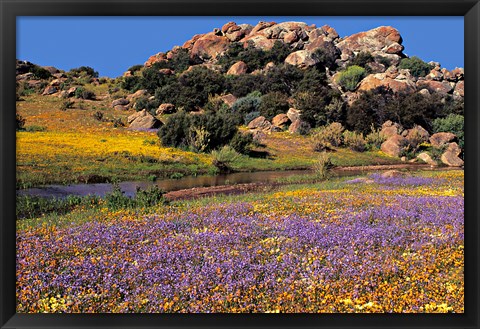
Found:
16,170 -> 464,313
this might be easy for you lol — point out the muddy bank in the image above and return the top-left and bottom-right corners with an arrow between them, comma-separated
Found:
164,164 -> 462,201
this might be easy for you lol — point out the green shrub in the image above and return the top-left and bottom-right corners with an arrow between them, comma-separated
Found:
258,91 -> 289,120
30,66 -> 52,80
432,114 -> 464,148
211,145 -> 240,173
158,110 -> 238,152
127,64 -> 144,73
16,194 -> 100,220
342,130 -> 367,152
399,56 -> 433,78
105,184 -> 133,210
121,76 -> 142,93
320,122 -> 344,147
313,152 -> 334,179
25,125 -> 47,132
337,65 -> 366,91
69,66 -> 99,78
229,132 -> 256,155
188,126 -> 211,153
350,51 -> 374,69
312,122 -> 345,152
158,111 -> 192,149
244,111 -> 261,126
133,186 -> 165,208
74,87 -> 95,100
365,124 -> 386,150
232,91 -> 262,124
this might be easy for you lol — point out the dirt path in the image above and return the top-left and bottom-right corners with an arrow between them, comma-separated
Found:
164,163 -> 462,201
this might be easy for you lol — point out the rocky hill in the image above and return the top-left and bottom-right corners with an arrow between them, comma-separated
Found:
142,21 -> 464,100
16,21 -> 464,168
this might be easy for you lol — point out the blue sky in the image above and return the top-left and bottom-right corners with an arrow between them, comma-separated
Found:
17,16 -> 464,78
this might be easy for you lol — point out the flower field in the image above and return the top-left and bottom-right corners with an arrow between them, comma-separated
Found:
16,170 -> 464,313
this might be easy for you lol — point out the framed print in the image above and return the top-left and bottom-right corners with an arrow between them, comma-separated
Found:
1,0 -> 479,328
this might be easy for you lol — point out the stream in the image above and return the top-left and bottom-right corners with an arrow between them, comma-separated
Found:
17,165 -> 457,199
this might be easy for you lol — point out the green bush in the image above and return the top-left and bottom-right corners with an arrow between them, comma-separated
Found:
399,56 -> 433,78
158,110 -> 238,152
74,87 -> 95,100
127,64 -> 144,73
231,91 -> 262,124
258,91 -> 289,120
226,74 -> 266,98
68,66 -> 99,78
16,194 -> 100,220
313,152 -> 334,179
121,76 -> 142,93
211,145 -> 240,173
432,114 -> 464,148
229,132 -> 257,155
365,124 -> 386,150
30,66 -> 52,80
342,130 -> 367,152
158,111 -> 192,149
133,186 -> 165,208
25,125 -> 47,132
244,111 -> 261,126
319,122 -> 344,147
349,51 -> 374,69
337,65 -> 366,91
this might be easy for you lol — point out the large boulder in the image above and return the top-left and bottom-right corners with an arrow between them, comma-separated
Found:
405,125 -> 429,145
42,66 -> 60,74
240,34 -> 276,50
429,132 -> 456,148
380,134 -> 408,157
441,142 -> 463,167
380,121 -> 403,139
336,26 -> 404,63
416,80 -> 453,95
287,108 -> 301,123
220,94 -> 237,108
272,113 -> 291,128
128,109 -> 162,130
358,73 -> 416,94
453,81 -> 464,97
417,152 -> 437,166
156,103 -> 176,115
247,116 -> 272,131
42,86 -> 58,96
285,50 -> 320,68
227,61 -> 248,75
190,33 -> 230,60
288,120 -> 311,134
144,52 -> 167,67
126,89 -> 148,101
112,98 -> 129,107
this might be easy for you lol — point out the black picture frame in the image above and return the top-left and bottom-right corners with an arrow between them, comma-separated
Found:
1,0 -> 479,328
